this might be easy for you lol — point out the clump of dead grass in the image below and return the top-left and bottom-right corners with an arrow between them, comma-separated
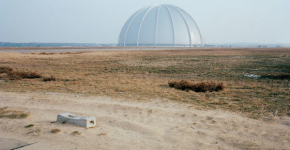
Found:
169,80 -> 225,92
25,124 -> 34,128
8,71 -> 42,80
39,52 -> 56,55
71,131 -> 81,136
0,107 -> 29,119
0,66 -> 13,73
51,129 -> 61,133
0,66 -> 42,80
43,76 -> 56,82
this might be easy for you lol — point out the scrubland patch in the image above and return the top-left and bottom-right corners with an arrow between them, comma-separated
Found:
0,48 -> 289,120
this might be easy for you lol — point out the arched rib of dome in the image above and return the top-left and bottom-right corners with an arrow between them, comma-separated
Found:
173,5 -> 203,45
118,7 -> 145,46
167,5 -> 190,46
154,6 -> 161,46
164,5 -> 176,46
125,6 -> 151,46
137,5 -> 158,46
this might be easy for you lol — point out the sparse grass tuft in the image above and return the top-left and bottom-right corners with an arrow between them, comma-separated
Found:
19,113 -> 29,118
27,129 -> 41,134
98,133 -> 107,136
0,107 -> 29,119
168,80 -> 225,92
25,124 -> 34,128
71,131 -> 81,136
51,129 -> 61,133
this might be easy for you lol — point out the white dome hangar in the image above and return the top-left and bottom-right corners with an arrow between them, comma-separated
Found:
118,4 -> 204,47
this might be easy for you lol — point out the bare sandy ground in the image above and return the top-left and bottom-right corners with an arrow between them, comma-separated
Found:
0,91 -> 289,150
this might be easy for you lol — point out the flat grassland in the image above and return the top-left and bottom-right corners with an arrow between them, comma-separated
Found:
0,47 -> 289,120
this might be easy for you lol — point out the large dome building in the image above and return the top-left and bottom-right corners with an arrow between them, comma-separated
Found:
118,4 -> 204,47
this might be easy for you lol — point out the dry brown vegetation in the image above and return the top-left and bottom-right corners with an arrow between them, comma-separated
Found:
0,107 -> 29,119
0,66 -> 55,80
71,131 -> 81,136
0,66 -> 42,80
25,124 -> 34,128
7,71 -> 42,80
0,66 -> 13,73
169,80 -> 225,92
43,76 -> 56,82
0,48 -> 289,121
51,129 -> 61,133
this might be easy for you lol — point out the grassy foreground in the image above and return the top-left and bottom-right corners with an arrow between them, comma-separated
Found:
0,48 -> 289,120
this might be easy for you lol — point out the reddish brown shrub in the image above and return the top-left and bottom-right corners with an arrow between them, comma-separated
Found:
168,81 -> 177,88
168,80 -> 225,92
7,71 -> 42,80
0,66 -> 43,80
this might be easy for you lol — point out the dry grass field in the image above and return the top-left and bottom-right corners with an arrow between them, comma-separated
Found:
0,47 -> 289,121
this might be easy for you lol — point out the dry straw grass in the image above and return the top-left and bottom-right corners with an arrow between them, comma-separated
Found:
0,66 -> 42,80
0,66 -> 13,73
0,47 -> 289,120
0,107 -> 29,119
0,66 -> 56,81
7,71 -> 42,80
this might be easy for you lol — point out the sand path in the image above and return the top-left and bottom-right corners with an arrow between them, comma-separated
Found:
0,91 -> 289,150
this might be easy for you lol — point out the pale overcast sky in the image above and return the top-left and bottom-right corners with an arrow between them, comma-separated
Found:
0,0 -> 289,44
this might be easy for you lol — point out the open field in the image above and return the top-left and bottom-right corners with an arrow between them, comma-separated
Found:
0,48 -> 289,120
0,47 -> 290,149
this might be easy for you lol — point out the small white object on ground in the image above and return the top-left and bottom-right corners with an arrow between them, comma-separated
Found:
57,113 -> 96,128
244,73 -> 260,78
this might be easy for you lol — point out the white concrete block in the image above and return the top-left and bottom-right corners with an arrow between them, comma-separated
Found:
57,113 -> 96,128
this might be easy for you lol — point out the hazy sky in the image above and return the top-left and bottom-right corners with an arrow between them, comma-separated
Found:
1,0 -> 289,44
